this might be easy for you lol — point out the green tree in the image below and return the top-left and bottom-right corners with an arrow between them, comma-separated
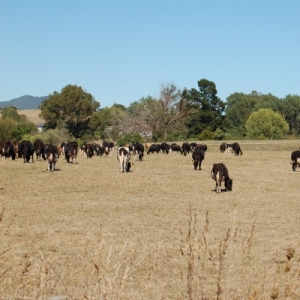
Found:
89,107 -> 114,139
40,85 -> 100,138
185,79 -> 225,137
13,120 -> 37,140
0,118 -> 16,140
224,92 -> 258,136
1,106 -> 21,121
281,95 -> 300,134
245,108 -> 288,139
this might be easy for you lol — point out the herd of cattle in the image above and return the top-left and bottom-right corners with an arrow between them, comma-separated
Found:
1,138 -> 299,193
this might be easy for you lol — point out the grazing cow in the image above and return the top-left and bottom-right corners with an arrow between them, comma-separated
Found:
84,143 -> 95,158
44,144 -> 58,171
64,141 -> 78,163
192,148 -> 205,170
182,142 -> 191,156
102,141 -> 114,157
132,142 -> 144,161
221,142 -> 243,155
0,140 -> 16,160
220,142 -> 227,153
194,144 -> 208,152
291,150 -> 300,171
33,139 -> 45,160
147,144 -> 161,155
19,140 -> 34,163
170,143 -> 182,154
117,146 -> 132,172
211,163 -> 233,193
160,142 -> 170,154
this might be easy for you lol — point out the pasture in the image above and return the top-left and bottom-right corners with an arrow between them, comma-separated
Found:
1,140 -> 300,299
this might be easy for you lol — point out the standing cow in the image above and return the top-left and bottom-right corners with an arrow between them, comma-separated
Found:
19,140 -> 34,163
192,148 -> 205,170
132,142 -> 144,161
117,146 -> 132,172
64,141 -> 78,163
182,142 -> 191,156
44,145 -> 59,171
211,163 -> 233,193
291,150 -> 300,171
34,139 -> 45,160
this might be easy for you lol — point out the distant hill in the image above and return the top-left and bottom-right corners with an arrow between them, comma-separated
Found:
0,95 -> 48,109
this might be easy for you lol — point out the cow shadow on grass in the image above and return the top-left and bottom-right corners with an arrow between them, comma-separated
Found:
43,168 -> 62,172
211,188 -> 229,193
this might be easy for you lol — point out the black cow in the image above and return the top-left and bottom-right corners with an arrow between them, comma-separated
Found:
147,144 -> 161,155
211,163 -> 233,193
170,143 -> 182,154
44,144 -> 59,171
33,139 -> 45,160
160,142 -> 170,154
291,150 -> 300,171
192,148 -> 205,170
132,142 -> 144,161
64,141 -> 78,163
0,140 -> 16,160
19,140 -> 34,163
194,144 -> 207,152
84,143 -> 95,158
182,142 -> 191,156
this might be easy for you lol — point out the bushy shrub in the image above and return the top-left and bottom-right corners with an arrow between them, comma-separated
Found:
197,129 -> 214,140
117,132 -> 144,146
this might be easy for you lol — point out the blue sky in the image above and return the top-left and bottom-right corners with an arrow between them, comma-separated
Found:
1,1 -> 299,108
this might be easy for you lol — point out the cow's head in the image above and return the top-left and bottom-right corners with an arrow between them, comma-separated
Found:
126,162 -> 133,172
225,179 -> 233,191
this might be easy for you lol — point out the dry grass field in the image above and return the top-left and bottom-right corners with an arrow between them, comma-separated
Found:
1,140 -> 300,299
17,110 -> 44,126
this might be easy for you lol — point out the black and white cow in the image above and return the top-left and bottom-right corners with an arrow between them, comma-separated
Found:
44,144 -> 59,171
117,146 -> 132,172
132,142 -> 144,161
182,142 -> 191,156
64,141 -> 78,163
291,150 -> 300,171
192,148 -> 205,170
102,141 -> 114,157
221,142 -> 243,155
19,140 -> 34,163
211,163 -> 233,193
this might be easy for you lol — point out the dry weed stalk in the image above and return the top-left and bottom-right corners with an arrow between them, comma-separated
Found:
181,207 -> 261,299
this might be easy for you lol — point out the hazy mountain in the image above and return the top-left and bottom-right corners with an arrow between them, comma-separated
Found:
0,95 -> 48,109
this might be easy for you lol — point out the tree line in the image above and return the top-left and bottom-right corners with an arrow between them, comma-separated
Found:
1,79 -> 299,144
